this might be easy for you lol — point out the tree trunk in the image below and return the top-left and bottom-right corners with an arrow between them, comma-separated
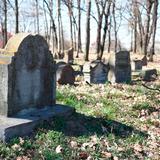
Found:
15,0 -> 19,33
76,0 -> 82,58
44,0 -> 58,54
96,15 -> 103,58
35,0 -> 40,34
84,0 -> 91,61
133,18 -> 137,53
100,2 -> 111,59
108,16 -> 111,53
95,0 -> 107,59
142,0 -> 153,55
112,1 -> 117,53
149,0 -> 158,61
2,0 -> 7,47
68,0 -> 74,48
60,15 -> 65,54
57,0 -> 62,57
43,1 -> 49,43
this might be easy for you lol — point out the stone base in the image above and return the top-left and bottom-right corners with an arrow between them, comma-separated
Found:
0,104 -> 75,142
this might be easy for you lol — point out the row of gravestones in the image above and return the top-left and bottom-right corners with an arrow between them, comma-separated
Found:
56,51 -> 134,85
56,51 -> 158,85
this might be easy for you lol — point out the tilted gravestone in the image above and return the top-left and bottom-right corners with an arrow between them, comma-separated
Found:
140,69 -> 158,81
0,34 -> 56,116
0,34 -> 74,142
108,51 -> 131,83
83,61 -> 109,84
57,64 -> 75,85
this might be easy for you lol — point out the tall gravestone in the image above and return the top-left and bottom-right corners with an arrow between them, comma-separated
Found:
0,34 -> 74,142
108,51 -> 131,83
0,34 -> 56,117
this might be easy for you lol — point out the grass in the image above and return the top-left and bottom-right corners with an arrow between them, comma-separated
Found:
0,82 -> 159,159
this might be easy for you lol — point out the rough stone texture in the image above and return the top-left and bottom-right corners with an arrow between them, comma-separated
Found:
67,48 -> 74,64
58,64 -> 75,85
140,69 -> 158,81
108,51 -> 131,83
0,34 -> 56,116
0,104 -> 75,142
131,59 -> 142,71
83,61 -> 109,84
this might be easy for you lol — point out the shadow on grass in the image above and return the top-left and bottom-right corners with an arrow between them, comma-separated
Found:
36,112 -> 148,139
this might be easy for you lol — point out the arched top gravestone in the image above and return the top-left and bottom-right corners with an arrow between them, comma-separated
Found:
0,34 -> 56,116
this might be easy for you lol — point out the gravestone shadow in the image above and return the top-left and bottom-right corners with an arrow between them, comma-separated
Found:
36,111 -> 148,139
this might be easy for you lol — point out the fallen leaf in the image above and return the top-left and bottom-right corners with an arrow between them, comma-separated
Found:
101,151 -> 112,158
113,156 -> 119,160
79,152 -> 89,159
16,156 -> 30,160
19,137 -> 24,145
55,145 -> 63,153
134,144 -> 143,153
12,144 -> 21,150
70,141 -> 78,148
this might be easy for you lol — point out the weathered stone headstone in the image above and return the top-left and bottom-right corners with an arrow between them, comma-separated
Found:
131,59 -> 142,71
0,34 -> 56,117
108,51 -> 131,83
57,64 -> 75,85
0,33 -> 74,142
67,47 -> 74,64
83,61 -> 109,84
140,69 -> 158,81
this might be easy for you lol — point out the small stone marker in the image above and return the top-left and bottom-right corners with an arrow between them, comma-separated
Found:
57,64 -> 75,85
108,51 -> 131,83
140,69 -> 158,81
131,59 -> 142,71
83,61 -> 109,84
0,33 -> 74,142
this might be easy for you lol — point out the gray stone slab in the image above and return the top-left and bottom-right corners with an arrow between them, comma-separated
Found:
0,104 -> 75,142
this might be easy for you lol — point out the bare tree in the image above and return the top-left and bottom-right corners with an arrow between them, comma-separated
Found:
84,0 -> 91,61
95,0 -> 107,58
99,0 -> 111,59
2,0 -> 8,47
44,0 -> 58,54
149,0 -> 158,61
57,0 -> 62,56
76,0 -> 82,57
15,0 -> 19,33
107,16 -> 112,53
35,0 -> 40,34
